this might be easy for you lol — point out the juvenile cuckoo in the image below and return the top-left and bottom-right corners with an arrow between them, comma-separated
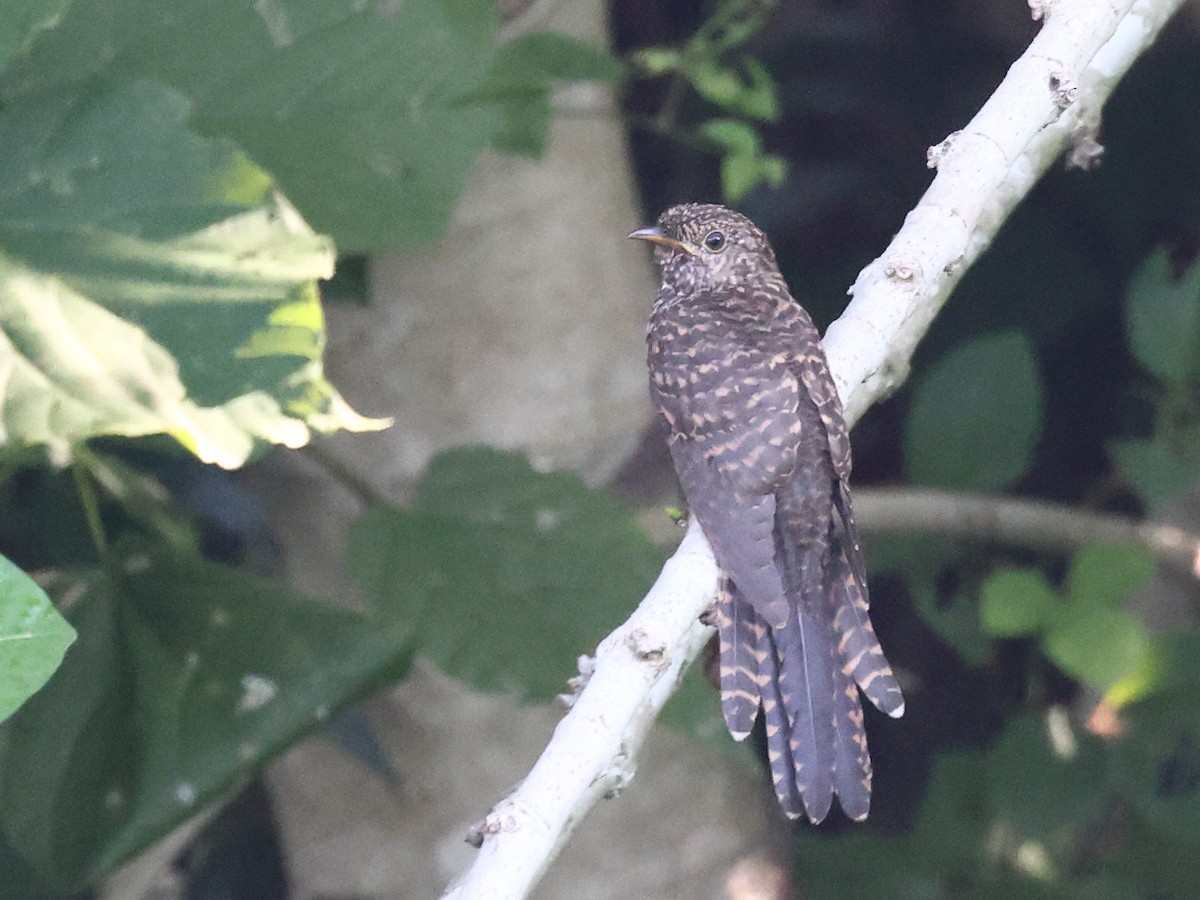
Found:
631,203 -> 903,823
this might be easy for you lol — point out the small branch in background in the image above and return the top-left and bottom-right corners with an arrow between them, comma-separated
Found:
854,487 -> 1200,582
442,1 -> 1189,897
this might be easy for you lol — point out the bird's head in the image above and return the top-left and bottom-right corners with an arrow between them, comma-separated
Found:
629,203 -> 779,294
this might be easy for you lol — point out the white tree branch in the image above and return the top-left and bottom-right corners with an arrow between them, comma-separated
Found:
441,1 -> 1185,897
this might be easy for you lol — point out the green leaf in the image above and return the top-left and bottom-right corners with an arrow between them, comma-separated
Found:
905,331 -> 1043,491
1,0 -> 503,252
0,0 -> 73,73
1064,543 -> 1154,610
1108,435 -> 1200,511
0,551 -> 413,894
490,32 -> 622,86
1106,813 -> 1200,893
688,59 -> 743,106
0,80 -> 383,468
1043,606 -> 1149,690
912,750 -> 990,867
480,32 -> 621,157
980,568 -> 1060,637
1111,653 -> 1200,846
348,447 -> 663,703
486,88 -> 553,157
631,47 -> 681,76
759,154 -> 787,188
870,533 -> 993,666
732,57 -> 779,121
912,578 -> 994,668
699,118 -> 761,155
0,554 -> 75,724
720,153 -> 762,202
1125,251 -> 1200,384
986,714 -> 1106,843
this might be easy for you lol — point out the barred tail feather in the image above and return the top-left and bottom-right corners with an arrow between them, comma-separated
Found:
830,663 -> 872,821
760,627 -> 805,819
772,607 -> 837,824
715,576 -> 765,740
831,483 -> 905,718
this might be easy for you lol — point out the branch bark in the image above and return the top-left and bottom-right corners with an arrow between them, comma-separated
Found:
442,1 -> 1187,897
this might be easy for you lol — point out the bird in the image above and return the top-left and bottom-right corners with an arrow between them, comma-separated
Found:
630,203 -> 904,823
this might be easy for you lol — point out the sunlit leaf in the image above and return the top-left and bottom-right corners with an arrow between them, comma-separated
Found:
1043,606 -> 1149,691
0,80 -> 382,467
0,554 -> 75,723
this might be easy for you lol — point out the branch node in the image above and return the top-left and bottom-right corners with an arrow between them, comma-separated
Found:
883,257 -> 921,282
926,131 -> 961,169
625,627 -> 669,668
1049,71 -> 1078,107
465,808 -> 518,848
465,819 -> 487,849
601,744 -> 637,799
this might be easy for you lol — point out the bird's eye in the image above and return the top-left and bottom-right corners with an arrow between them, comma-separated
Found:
702,230 -> 726,252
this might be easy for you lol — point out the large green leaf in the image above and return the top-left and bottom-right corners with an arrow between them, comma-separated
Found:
0,551 -> 413,896
1125,251 -> 1200,385
986,714 -> 1107,845
1,0 -> 504,252
0,79 -> 381,467
905,331 -> 1043,491
0,0 -> 73,73
348,447 -> 664,702
483,31 -> 622,157
0,554 -> 75,724
1043,605 -> 1149,691
980,568 -> 1059,638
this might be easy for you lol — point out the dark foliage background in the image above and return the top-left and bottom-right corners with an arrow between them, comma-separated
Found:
613,0 -> 1200,894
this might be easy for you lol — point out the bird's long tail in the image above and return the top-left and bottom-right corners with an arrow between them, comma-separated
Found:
716,486 -> 903,822
831,481 -> 905,719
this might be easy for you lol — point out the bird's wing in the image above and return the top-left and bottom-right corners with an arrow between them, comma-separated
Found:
791,328 -> 852,481
666,437 -> 789,627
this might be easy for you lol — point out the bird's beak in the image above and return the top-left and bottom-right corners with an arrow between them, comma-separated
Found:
628,226 -> 693,254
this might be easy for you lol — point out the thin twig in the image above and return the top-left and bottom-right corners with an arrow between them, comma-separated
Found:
854,487 -> 1200,581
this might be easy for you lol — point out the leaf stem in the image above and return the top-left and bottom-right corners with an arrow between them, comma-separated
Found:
72,448 -> 110,561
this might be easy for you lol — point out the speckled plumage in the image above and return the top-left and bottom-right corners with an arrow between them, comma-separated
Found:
632,203 -> 903,823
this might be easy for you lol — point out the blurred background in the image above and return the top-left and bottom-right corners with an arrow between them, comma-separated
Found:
2,0 -> 1200,898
